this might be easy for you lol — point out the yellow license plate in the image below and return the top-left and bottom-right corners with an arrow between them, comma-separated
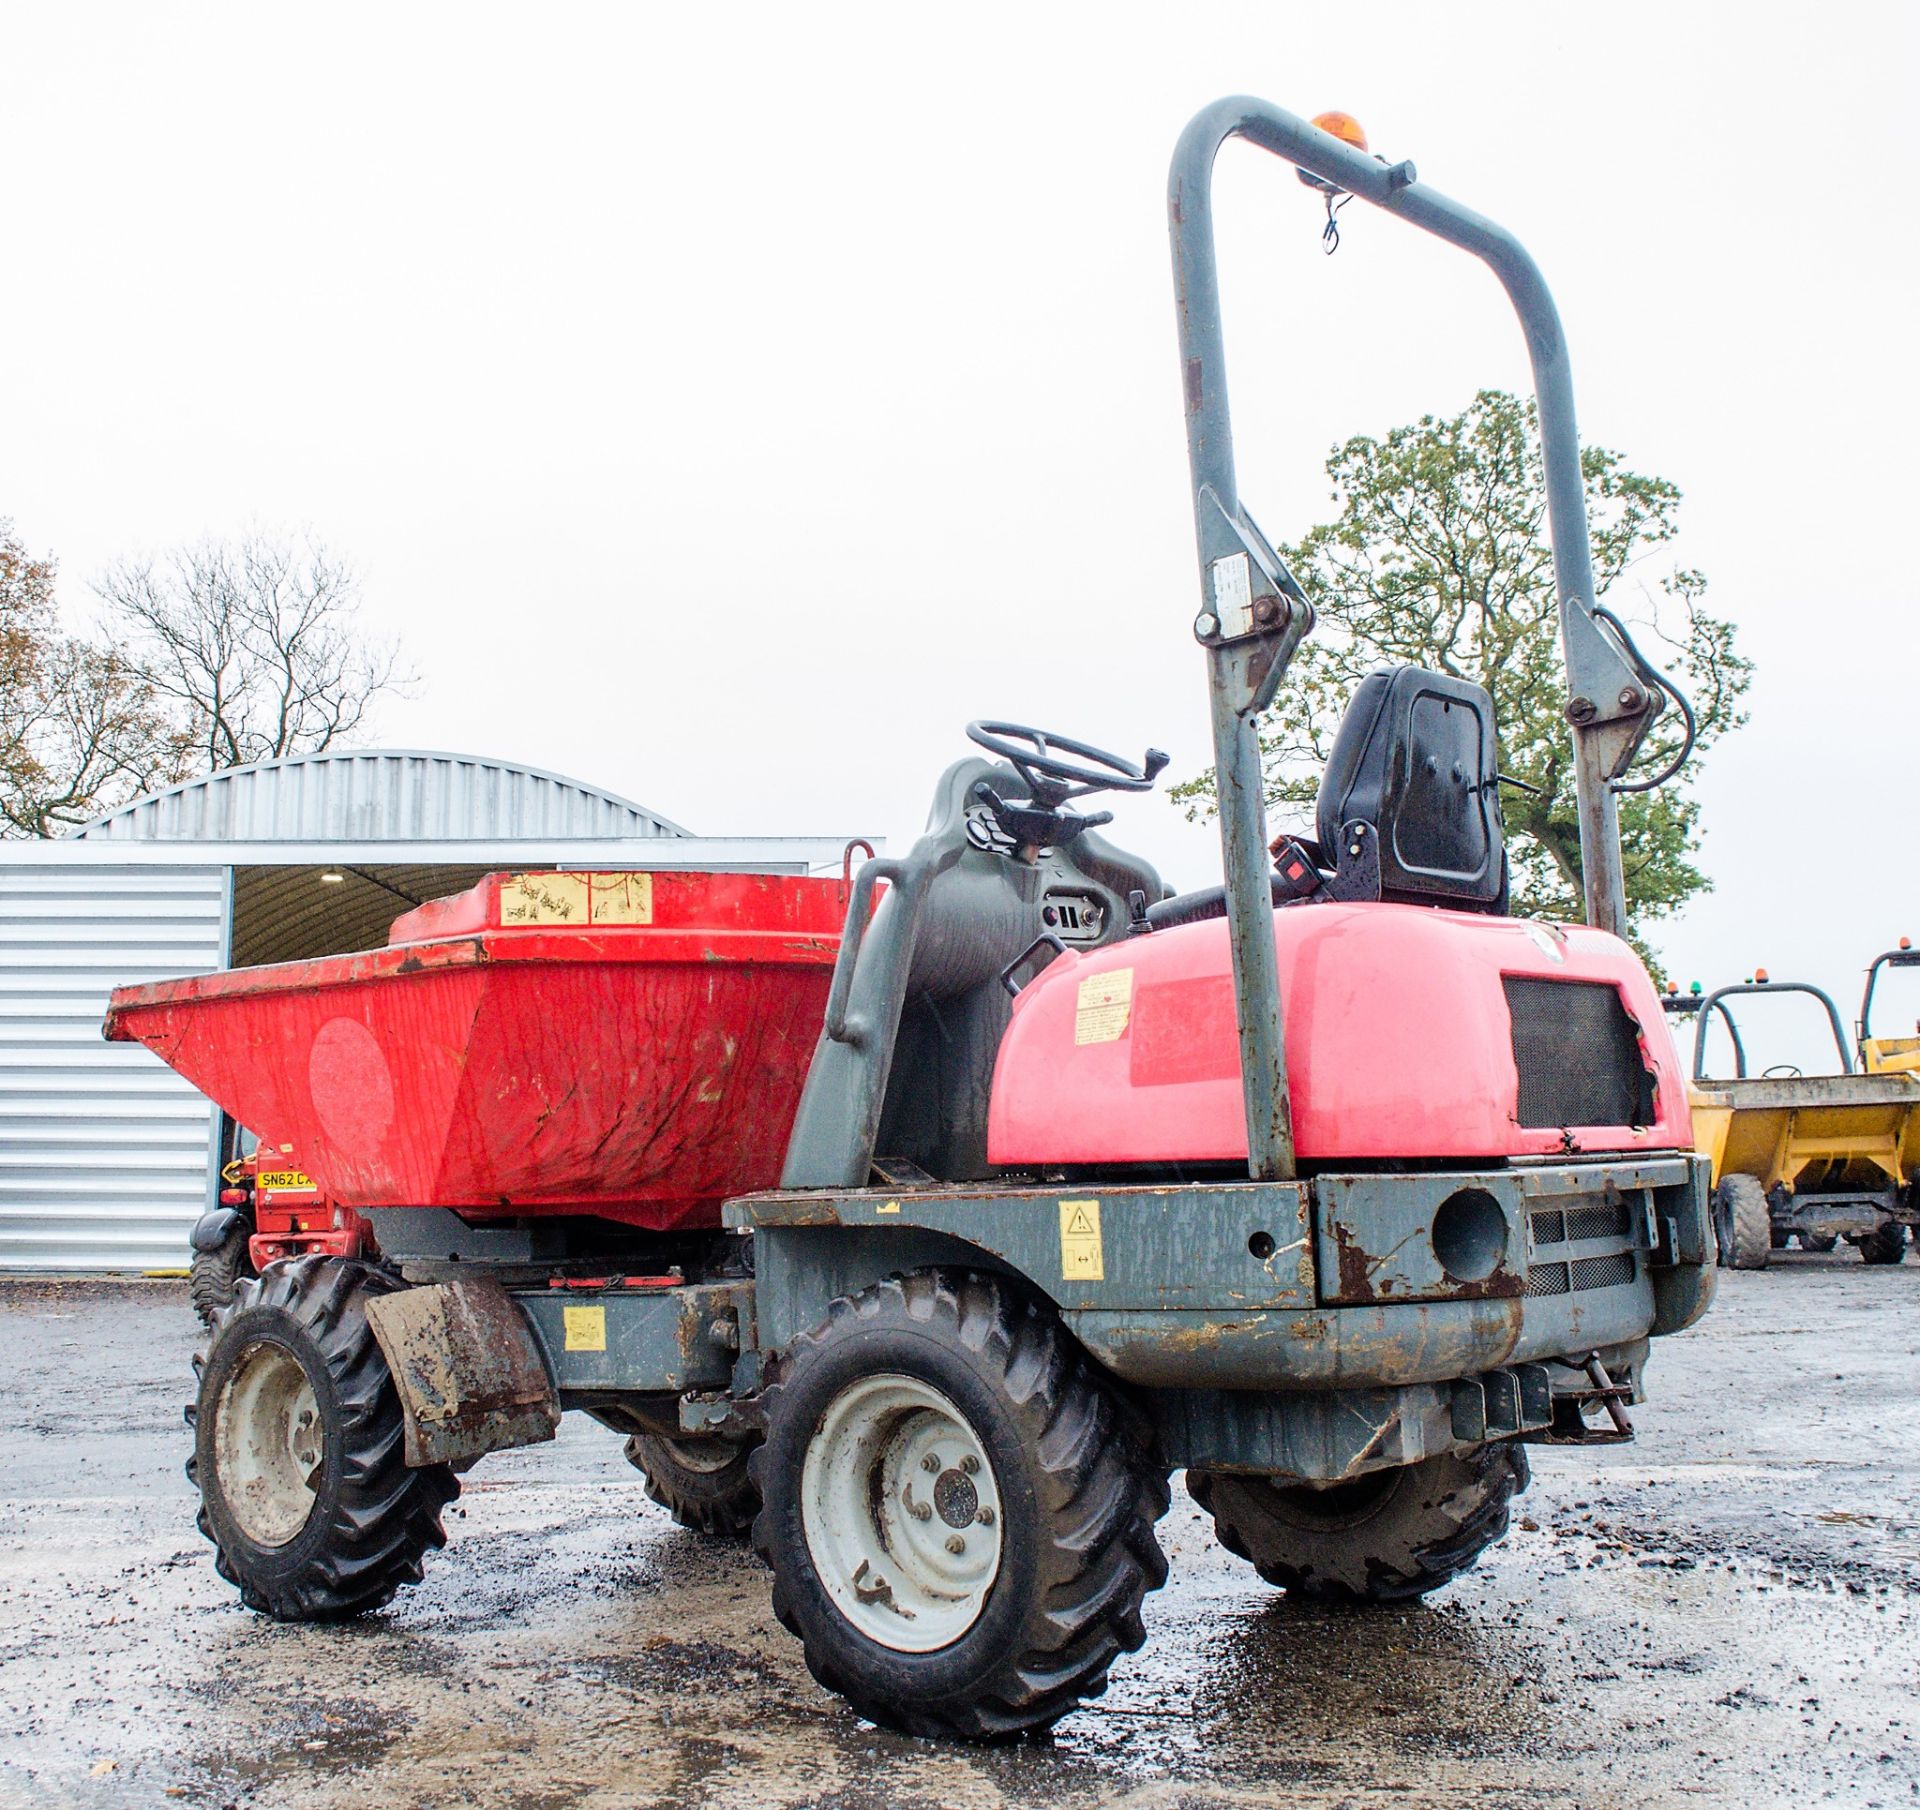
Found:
257,1170 -> 315,1192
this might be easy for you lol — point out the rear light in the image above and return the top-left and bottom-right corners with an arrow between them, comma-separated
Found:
219,1187 -> 248,1206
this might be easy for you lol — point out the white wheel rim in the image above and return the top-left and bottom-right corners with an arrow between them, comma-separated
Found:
213,1340 -> 323,1547
800,1372 -> 1003,1653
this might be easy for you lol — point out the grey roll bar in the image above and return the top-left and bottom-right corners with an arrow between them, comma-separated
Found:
1691,981 -> 1854,1082
1168,96 -> 1659,1181
1857,946 -> 1920,1052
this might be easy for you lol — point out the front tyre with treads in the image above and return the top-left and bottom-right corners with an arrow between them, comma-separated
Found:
187,1256 -> 458,1620
751,1269 -> 1170,1740
1188,1443 -> 1529,1603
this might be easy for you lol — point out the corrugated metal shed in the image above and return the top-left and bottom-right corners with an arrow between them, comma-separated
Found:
75,749 -> 688,843
0,867 -> 229,1271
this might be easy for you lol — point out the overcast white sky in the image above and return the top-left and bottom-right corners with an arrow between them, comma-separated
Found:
4,2 -> 1917,1070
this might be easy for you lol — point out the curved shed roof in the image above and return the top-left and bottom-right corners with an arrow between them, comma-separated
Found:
73,749 -> 689,843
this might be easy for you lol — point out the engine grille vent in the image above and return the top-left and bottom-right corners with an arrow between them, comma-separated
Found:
1571,1252 -> 1636,1292
1526,1197 -> 1640,1297
1503,977 -> 1656,1130
1526,1251 -> 1637,1296
1530,1201 -> 1634,1246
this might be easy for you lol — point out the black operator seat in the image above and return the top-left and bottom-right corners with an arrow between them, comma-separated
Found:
1315,665 -> 1507,911
1141,663 -> 1508,933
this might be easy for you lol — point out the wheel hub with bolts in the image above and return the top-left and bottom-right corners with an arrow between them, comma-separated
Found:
799,1373 -> 1002,1654
212,1339 -> 323,1548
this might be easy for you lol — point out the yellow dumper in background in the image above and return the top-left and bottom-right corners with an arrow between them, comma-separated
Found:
1667,947 -> 1920,1270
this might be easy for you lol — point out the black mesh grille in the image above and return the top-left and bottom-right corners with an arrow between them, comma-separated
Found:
1525,1262 -> 1571,1296
1570,1252 -> 1636,1292
1566,1201 -> 1632,1242
1503,977 -> 1656,1129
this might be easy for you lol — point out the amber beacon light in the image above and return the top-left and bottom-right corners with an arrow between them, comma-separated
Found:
1310,110 -> 1370,152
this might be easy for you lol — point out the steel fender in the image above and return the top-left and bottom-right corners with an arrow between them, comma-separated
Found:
190,1207 -> 247,1254
1073,1278 -> 1658,1392
364,1280 -> 561,1468
1071,1299 -> 1526,1391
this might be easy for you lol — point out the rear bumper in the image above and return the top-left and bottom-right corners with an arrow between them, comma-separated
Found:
732,1153 -> 1715,1392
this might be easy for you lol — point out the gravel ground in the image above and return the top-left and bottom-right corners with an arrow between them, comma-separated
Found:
0,1258 -> 1914,1809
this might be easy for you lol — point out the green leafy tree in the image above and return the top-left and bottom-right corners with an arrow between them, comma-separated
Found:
1170,390 -> 1751,938
0,519 -> 185,837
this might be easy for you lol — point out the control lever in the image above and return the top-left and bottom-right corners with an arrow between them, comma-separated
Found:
971,781 -> 1113,852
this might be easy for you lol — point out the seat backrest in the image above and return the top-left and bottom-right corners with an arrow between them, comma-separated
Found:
1315,666 -> 1505,908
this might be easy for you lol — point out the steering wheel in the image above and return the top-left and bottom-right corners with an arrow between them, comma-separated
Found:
966,721 -> 1168,801
1762,1064 -> 1804,1079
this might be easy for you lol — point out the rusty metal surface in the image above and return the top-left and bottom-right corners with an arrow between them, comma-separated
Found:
513,1281 -> 749,1397
1505,1154 -> 1694,1196
740,1179 -> 1315,1322
1314,1172 -> 1529,1306
364,1281 -> 560,1469
1153,1358 -> 1558,1481
741,1165 -> 1692,1394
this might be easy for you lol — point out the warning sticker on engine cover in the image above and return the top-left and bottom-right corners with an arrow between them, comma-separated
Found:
1059,1199 -> 1104,1281
563,1305 -> 607,1352
1074,968 -> 1133,1045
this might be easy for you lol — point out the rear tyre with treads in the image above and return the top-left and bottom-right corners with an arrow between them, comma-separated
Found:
1188,1444 -> 1529,1603
624,1433 -> 760,1537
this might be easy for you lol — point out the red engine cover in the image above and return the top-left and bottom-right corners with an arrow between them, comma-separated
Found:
987,902 -> 1691,1165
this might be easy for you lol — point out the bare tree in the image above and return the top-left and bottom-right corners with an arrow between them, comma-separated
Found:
95,530 -> 410,771
0,519 -> 186,837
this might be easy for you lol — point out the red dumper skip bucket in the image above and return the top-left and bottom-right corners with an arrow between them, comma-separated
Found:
104,871 -> 845,1230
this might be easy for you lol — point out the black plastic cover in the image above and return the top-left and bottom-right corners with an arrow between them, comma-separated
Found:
1314,667 -> 1505,907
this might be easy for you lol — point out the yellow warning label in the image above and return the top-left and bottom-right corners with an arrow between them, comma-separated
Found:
563,1305 -> 607,1352
1059,1198 -> 1104,1281
502,872 -> 591,925
589,872 -> 654,924
502,872 -> 656,926
1074,968 -> 1134,1045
